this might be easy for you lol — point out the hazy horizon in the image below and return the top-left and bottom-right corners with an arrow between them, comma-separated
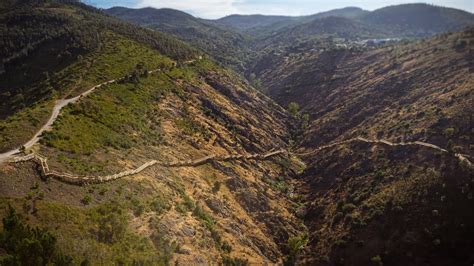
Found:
83,0 -> 474,19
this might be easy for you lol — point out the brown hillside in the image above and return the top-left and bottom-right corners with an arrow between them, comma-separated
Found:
297,140 -> 474,265
260,29 -> 474,157
0,58 -> 304,264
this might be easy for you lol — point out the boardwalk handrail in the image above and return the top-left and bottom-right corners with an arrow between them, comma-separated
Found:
7,150 -> 287,186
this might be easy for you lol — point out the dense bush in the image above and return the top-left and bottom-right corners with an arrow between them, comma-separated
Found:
92,203 -> 127,244
0,205 -> 72,265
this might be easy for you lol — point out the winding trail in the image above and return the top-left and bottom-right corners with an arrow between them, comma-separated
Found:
0,69 -> 160,163
0,60 -> 471,185
4,136 -> 471,186
295,137 -> 472,168
6,150 -> 287,185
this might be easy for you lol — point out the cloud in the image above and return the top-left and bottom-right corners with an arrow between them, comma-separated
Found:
136,0 -> 240,18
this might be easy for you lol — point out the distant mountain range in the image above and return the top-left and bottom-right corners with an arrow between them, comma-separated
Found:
105,3 -> 474,72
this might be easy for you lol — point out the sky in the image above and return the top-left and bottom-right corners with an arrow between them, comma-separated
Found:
84,0 -> 474,19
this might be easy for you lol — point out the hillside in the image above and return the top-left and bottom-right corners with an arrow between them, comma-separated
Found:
106,4 -> 474,78
298,138 -> 473,265
215,7 -> 368,35
105,7 -> 255,72
256,29 -> 473,157
0,0 -> 197,153
249,4 -> 473,62
214,14 -> 295,32
1,1 -> 473,265
271,29 -> 474,265
0,1 -> 306,264
214,4 -> 473,40
360,3 -> 474,37
258,16 -> 385,48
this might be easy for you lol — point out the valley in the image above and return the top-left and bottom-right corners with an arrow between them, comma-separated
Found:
0,0 -> 473,265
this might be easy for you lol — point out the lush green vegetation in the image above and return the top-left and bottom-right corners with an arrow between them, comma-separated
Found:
0,100 -> 54,152
0,0 -> 197,152
37,56 -> 220,174
0,205 -> 72,265
40,71 -> 171,173
285,233 -> 308,265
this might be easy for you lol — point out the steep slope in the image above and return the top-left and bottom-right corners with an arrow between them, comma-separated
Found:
1,1 -> 473,265
275,29 -> 474,265
0,0 -> 197,153
0,1 -> 304,265
105,7 -> 254,72
297,139 -> 473,265
257,29 -> 473,157
1,57 -> 302,264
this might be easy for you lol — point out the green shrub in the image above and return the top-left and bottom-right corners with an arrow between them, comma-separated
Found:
175,203 -> 187,214
30,182 -> 39,190
375,171 -> 387,180
285,234 -> 308,265
93,203 -> 127,244
446,139 -> 455,152
99,187 -> 108,196
444,127 -> 455,137
193,205 -> 214,230
150,196 -> 171,215
183,195 -> 195,211
0,206 -> 72,265
288,102 -> 300,117
212,181 -> 221,193
81,195 -> 92,205
221,240 -> 232,253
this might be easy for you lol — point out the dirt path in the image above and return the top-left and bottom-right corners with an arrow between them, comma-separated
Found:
0,71 -> 157,163
0,57 -> 199,163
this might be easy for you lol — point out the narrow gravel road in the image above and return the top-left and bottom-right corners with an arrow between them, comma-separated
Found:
0,68 -> 172,163
0,60 -> 192,163
0,74 -> 136,162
